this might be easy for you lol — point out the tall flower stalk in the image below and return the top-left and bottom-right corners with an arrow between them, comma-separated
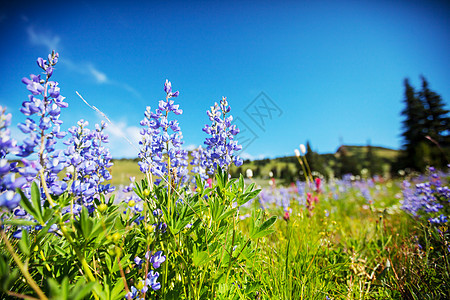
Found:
63,120 -> 115,214
18,51 -> 68,206
202,96 -> 243,175
138,80 -> 188,191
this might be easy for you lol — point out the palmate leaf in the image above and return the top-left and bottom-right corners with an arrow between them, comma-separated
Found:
237,188 -> 261,206
46,277 -> 96,300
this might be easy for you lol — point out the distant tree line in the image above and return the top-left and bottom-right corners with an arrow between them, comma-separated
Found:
228,76 -> 450,181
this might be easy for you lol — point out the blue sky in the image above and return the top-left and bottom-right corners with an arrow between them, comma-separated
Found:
1,0 -> 449,159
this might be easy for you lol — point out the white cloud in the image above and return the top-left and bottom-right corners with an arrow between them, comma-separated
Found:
87,64 -> 108,84
105,121 -> 141,158
239,152 -> 254,160
61,58 -> 142,99
183,144 -> 198,151
26,26 -> 61,51
23,24 -> 141,100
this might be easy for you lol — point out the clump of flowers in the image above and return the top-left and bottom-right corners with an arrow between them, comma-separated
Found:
189,145 -> 208,182
127,250 -> 166,298
17,51 -> 69,202
401,166 -> 449,224
0,106 -> 25,209
202,96 -> 243,175
138,80 -> 188,187
63,119 -> 115,213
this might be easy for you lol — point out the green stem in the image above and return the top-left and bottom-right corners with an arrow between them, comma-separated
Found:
301,155 -> 314,184
0,230 -> 48,300
296,156 -> 309,185
59,224 -> 99,300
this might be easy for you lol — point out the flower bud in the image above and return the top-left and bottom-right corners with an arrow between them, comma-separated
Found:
299,144 -> 306,155
98,203 -> 107,213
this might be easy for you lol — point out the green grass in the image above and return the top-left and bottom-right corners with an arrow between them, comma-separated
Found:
109,159 -> 144,186
233,179 -> 446,299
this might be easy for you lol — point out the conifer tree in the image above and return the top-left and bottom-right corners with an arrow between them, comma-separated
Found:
400,78 -> 428,171
419,76 -> 450,167
305,141 -> 327,177
400,77 -> 449,171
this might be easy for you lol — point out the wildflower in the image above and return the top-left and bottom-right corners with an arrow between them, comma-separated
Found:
150,251 -> 166,269
299,144 -> 306,155
315,177 -> 321,193
138,80 -> 188,184
202,96 -> 243,175
0,106 -> 25,210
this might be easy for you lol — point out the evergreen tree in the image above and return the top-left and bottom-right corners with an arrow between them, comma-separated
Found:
400,77 -> 449,171
400,78 -> 428,171
419,76 -> 450,167
337,146 -> 359,176
304,141 -> 327,177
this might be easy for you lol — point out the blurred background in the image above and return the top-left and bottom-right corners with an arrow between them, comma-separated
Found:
0,0 -> 449,182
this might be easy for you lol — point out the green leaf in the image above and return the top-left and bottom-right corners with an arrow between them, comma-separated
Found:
17,189 -> 40,223
70,280 -> 96,300
245,182 -> 255,194
111,254 -> 131,273
31,181 -> 43,222
36,215 -> 58,243
192,250 -> 212,267
217,208 -> 237,223
18,229 -> 30,256
53,244 -> 68,256
259,216 -> 277,231
238,174 -> 244,191
237,189 -> 261,206
245,282 -> 263,295
2,219 -> 37,226
251,229 -> 275,239
251,216 -> 277,239
110,279 -> 125,300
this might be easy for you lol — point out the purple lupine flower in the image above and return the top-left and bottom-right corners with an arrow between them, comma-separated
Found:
63,120 -> 115,211
401,169 -> 450,224
16,51 -> 70,205
0,191 -> 21,210
138,80 -> 188,185
202,97 -> 243,175
150,251 -> 166,269
147,270 -> 161,290
190,146 -> 209,182
0,106 -> 26,210
429,214 -> 448,224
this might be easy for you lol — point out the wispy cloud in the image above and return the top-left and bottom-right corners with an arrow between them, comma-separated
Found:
24,25 -> 141,99
62,58 -> 142,99
87,64 -> 108,83
183,144 -> 198,151
26,26 -> 61,51
105,121 -> 141,158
